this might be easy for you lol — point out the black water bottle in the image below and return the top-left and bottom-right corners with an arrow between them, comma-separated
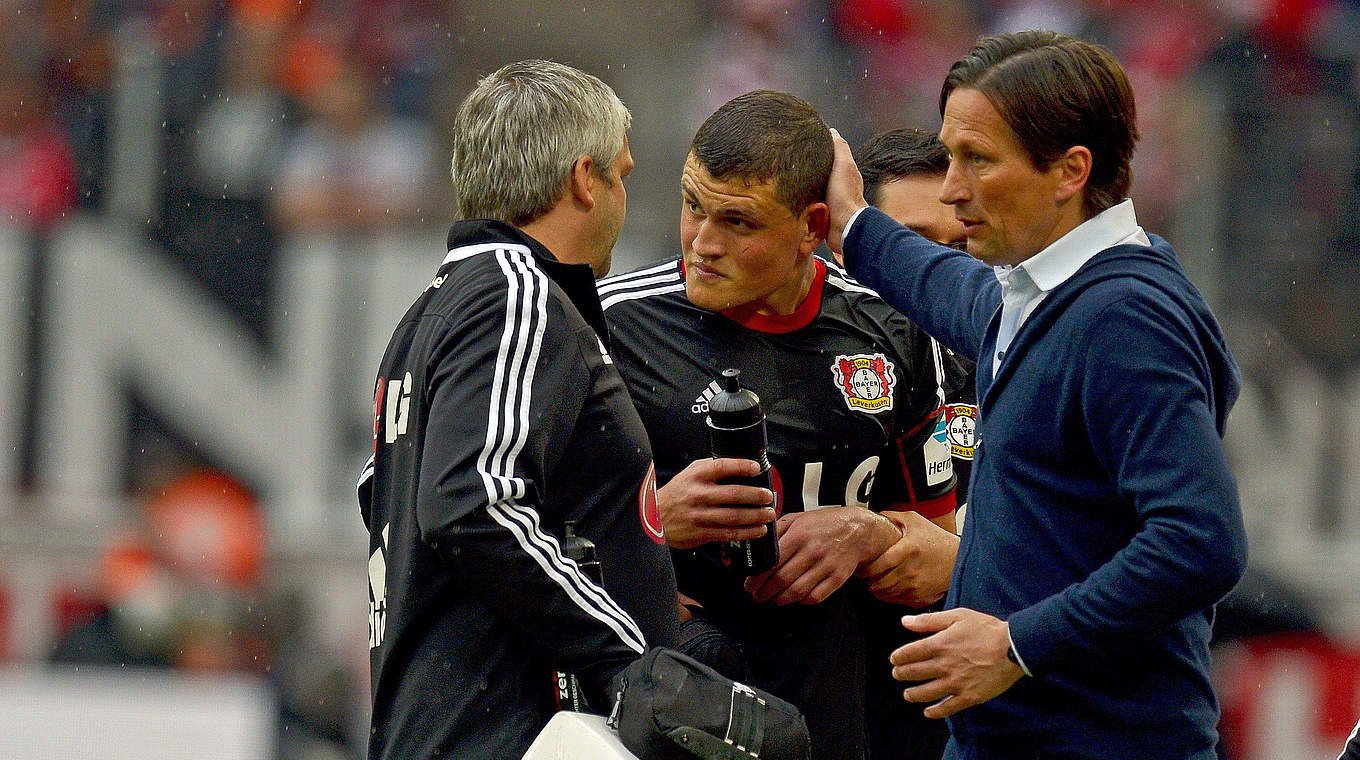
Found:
704,368 -> 779,575
554,521 -> 602,712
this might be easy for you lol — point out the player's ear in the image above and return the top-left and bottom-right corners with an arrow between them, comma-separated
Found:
801,202 -> 830,253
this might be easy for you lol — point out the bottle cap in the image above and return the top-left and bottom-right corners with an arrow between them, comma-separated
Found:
707,369 -> 762,428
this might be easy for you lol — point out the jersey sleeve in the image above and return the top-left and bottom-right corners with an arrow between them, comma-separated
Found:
416,252 -> 647,698
872,326 -> 955,518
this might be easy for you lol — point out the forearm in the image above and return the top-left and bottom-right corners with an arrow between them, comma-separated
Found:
1007,420 -> 1245,673
1009,298 -> 1250,674
928,510 -> 957,535
859,508 -> 959,608
1008,497 -> 1245,674
844,206 -> 996,360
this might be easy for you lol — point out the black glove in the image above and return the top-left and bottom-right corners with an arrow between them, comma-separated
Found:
608,647 -> 810,760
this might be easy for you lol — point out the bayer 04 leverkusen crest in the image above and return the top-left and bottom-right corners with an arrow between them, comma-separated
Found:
831,354 -> 896,414
944,404 -> 978,459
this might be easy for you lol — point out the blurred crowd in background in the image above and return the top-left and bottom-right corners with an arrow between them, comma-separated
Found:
5,0 -> 1360,355
3,0 -> 1360,758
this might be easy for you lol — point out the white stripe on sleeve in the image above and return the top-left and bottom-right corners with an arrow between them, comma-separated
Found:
472,246 -> 647,654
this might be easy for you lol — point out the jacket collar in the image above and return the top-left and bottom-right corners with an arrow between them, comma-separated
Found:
446,219 -> 610,343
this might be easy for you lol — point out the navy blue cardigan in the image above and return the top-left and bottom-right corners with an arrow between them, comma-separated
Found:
846,207 -> 1247,758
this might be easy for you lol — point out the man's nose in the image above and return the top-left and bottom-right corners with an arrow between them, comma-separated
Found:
940,163 -> 968,206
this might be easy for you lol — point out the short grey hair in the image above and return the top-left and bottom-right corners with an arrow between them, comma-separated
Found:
450,60 -> 632,225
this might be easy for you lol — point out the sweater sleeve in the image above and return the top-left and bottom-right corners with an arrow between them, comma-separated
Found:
844,206 -> 1001,361
1005,292 -> 1247,673
416,253 -> 647,699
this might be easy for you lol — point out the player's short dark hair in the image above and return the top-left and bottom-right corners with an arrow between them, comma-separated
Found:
858,129 -> 950,207
689,90 -> 832,214
941,29 -> 1138,217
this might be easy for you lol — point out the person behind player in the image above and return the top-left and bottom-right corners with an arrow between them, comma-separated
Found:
855,127 -> 977,760
858,127 -> 977,513
598,89 -> 956,760
357,60 -> 680,760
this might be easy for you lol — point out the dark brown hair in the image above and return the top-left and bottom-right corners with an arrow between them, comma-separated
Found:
941,30 -> 1138,217
858,128 -> 950,206
690,90 -> 833,214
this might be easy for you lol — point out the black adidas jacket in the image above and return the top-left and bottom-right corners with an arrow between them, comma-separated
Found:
357,219 -> 679,760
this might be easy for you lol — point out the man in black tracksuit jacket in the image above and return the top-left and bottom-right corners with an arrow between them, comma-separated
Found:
356,61 -> 678,760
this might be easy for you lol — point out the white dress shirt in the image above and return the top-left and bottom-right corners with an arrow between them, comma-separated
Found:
989,199 -> 1149,375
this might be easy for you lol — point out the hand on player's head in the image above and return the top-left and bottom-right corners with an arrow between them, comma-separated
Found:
825,128 -> 870,255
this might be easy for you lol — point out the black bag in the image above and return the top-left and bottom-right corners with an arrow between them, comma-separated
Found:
609,647 -> 810,760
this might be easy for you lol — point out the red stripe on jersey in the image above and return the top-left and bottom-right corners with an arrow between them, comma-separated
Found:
899,403 -> 946,440
883,490 -> 957,520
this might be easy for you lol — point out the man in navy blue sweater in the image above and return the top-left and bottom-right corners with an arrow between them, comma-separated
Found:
824,30 -> 1248,759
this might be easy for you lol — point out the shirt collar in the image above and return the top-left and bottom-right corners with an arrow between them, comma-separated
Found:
993,199 -> 1146,292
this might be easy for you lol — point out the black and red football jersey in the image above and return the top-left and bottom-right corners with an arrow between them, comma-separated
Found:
601,257 -> 952,520
599,255 -> 953,760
